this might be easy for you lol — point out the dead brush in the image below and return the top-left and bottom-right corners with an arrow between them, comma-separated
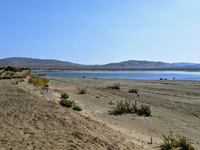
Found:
77,86 -> 87,94
107,83 -> 120,90
129,88 -> 139,94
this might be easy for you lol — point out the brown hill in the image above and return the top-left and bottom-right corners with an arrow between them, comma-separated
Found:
0,57 -> 175,70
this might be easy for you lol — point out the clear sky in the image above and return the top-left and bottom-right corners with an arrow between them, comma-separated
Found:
0,0 -> 200,64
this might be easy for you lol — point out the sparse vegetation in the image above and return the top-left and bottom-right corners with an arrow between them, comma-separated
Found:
59,99 -> 75,108
77,86 -> 87,94
61,93 -> 69,99
108,83 -> 120,90
160,131 -> 195,150
73,105 -> 82,111
111,100 -> 151,117
59,94 -> 82,111
129,88 -> 139,94
28,76 -> 49,87
5,66 -> 22,72
137,104 -> 151,117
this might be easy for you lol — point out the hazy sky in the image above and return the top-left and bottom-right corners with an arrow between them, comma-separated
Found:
0,0 -> 200,64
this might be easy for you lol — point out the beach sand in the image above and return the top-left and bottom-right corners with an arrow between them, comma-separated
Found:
1,77 -> 200,149
47,77 -> 200,149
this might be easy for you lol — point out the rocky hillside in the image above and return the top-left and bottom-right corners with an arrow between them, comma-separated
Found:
0,57 -> 176,70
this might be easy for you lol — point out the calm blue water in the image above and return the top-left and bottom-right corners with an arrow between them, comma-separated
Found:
38,71 -> 200,80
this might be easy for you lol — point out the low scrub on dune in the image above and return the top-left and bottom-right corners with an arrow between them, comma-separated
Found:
160,131 -> 195,150
111,100 -> 151,117
59,99 -> 82,111
59,94 -> 82,111
59,99 -> 75,108
61,93 -> 69,99
29,76 -> 49,87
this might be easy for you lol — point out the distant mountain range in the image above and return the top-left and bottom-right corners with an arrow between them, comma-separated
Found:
0,57 -> 200,70
171,62 -> 199,66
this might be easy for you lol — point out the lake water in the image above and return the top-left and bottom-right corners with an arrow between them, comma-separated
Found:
38,71 -> 200,80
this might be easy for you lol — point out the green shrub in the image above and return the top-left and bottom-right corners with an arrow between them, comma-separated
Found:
28,78 -> 35,84
59,99 -> 75,108
113,100 -> 134,115
161,131 -> 176,150
96,96 -> 100,98
73,105 -> 82,111
176,137 -> 195,150
112,100 -> 151,117
161,132 -> 195,150
137,104 -> 151,117
59,99 -> 82,111
61,93 -> 69,99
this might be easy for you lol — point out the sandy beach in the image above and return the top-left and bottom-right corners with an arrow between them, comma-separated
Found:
1,77 -> 200,149
47,77 -> 200,149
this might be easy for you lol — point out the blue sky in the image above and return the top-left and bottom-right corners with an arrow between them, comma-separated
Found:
0,0 -> 200,64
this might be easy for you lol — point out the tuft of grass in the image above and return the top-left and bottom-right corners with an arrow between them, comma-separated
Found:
161,132 -> 195,150
108,83 -> 120,90
129,88 -> 139,94
28,76 -> 49,87
111,100 -> 151,117
77,86 -> 87,94
61,93 -> 69,99
96,96 -> 100,98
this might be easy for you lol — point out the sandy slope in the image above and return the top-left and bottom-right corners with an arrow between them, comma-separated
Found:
0,79 -> 136,150
47,78 -> 200,149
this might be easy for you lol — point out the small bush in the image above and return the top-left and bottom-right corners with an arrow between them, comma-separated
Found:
96,96 -> 100,98
137,104 -> 151,117
59,99 -> 75,108
129,88 -> 138,94
108,83 -> 120,90
73,105 -> 82,111
61,93 -> 69,99
59,99 -> 82,111
28,76 -> 49,87
176,137 -> 195,150
161,131 -> 176,150
111,100 -> 151,117
113,100 -> 133,114
77,86 -> 87,94
161,132 -> 195,150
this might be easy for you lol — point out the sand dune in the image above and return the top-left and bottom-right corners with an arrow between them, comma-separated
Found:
0,79 -> 136,150
1,77 -> 200,149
